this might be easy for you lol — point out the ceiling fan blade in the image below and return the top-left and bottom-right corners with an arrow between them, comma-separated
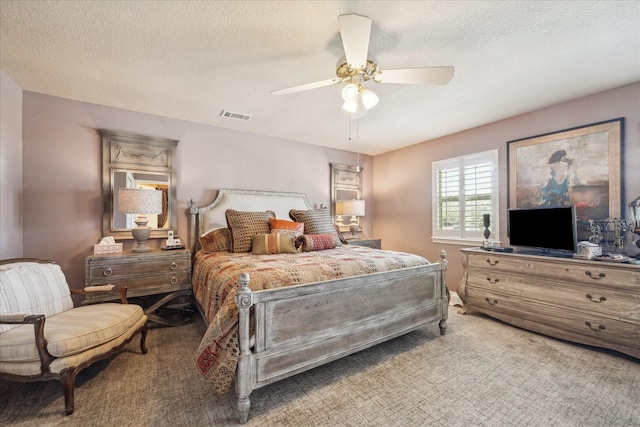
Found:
377,66 -> 455,85
272,78 -> 340,96
337,14 -> 371,69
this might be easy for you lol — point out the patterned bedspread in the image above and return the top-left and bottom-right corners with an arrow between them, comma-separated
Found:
193,245 -> 429,393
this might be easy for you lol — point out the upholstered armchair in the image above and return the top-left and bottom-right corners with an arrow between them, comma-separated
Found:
0,258 -> 148,415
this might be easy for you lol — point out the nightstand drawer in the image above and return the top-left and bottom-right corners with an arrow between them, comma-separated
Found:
101,271 -> 190,295
86,256 -> 190,281
85,249 -> 191,302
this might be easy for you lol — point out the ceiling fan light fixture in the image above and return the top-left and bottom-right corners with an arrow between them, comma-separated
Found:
341,83 -> 359,102
360,88 -> 379,110
342,99 -> 359,113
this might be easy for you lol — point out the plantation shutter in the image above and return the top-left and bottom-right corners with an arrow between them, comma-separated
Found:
432,150 -> 498,243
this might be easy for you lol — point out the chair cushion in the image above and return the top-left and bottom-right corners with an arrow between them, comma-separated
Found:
0,263 -> 73,333
0,313 -> 148,377
0,303 -> 145,362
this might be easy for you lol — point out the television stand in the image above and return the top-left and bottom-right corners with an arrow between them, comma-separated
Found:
458,248 -> 639,359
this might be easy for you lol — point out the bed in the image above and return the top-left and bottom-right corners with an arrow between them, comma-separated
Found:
187,189 -> 448,423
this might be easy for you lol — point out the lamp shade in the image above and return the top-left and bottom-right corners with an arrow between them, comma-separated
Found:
118,189 -> 163,215
341,83 -> 359,101
342,99 -> 359,113
361,88 -> 379,110
341,199 -> 365,217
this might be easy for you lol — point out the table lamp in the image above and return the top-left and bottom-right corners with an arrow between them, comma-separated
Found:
340,199 -> 365,238
118,188 -> 163,252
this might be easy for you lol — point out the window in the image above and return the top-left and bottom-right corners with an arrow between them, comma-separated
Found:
432,150 -> 499,245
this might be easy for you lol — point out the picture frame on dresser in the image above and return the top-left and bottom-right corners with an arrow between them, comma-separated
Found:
507,118 -> 623,241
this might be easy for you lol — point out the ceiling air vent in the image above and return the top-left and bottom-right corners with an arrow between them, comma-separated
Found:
220,110 -> 253,121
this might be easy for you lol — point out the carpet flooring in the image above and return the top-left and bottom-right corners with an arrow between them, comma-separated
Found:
1,302 -> 638,427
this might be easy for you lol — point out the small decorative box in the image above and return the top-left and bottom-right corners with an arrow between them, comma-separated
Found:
576,241 -> 602,259
93,243 -> 123,254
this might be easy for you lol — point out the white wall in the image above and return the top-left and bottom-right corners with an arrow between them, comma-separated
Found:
0,71 -> 24,259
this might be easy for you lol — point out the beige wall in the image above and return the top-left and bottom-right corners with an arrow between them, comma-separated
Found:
373,82 -> 640,290
4,78 -> 638,294
18,92 -> 372,287
0,71 -> 23,259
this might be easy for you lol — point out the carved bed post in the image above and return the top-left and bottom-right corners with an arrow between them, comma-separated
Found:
187,199 -> 197,258
235,272 -> 253,424
439,250 -> 449,335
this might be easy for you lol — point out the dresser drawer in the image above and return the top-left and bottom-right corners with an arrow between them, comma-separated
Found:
466,273 -> 640,322
467,252 -> 640,290
86,256 -> 190,282
465,289 -> 639,352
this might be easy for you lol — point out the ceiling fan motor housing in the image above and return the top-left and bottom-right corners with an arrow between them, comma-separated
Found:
336,55 -> 379,82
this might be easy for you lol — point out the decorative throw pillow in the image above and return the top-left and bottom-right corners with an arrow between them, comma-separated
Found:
295,234 -> 337,252
289,209 -> 342,246
269,218 -> 304,235
251,233 -> 298,255
199,227 -> 231,253
225,209 -> 276,253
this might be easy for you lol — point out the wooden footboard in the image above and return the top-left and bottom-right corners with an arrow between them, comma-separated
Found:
234,251 -> 448,424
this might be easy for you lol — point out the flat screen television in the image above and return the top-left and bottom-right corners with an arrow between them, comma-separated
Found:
508,206 -> 578,254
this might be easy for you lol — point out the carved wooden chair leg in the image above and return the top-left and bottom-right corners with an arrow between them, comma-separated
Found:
60,368 -> 78,415
140,324 -> 149,354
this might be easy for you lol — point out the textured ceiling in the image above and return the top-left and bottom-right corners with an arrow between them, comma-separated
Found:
1,1 -> 638,155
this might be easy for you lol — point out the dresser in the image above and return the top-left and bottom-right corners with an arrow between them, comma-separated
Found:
84,249 -> 192,324
347,238 -> 382,249
458,248 -> 640,359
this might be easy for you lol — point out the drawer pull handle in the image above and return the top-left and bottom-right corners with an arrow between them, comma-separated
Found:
585,271 -> 605,280
486,259 -> 499,266
486,277 -> 499,284
170,276 -> 178,285
103,268 -> 113,277
485,297 -> 498,306
584,321 -> 605,331
585,294 -> 606,303
170,262 -> 178,270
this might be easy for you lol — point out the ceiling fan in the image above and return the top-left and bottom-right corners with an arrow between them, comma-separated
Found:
272,13 -> 454,114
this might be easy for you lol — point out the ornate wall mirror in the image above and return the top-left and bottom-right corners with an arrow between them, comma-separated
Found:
101,129 -> 178,240
330,163 -> 362,232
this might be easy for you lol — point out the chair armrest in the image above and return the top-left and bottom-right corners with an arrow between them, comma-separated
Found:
71,285 -> 129,304
0,313 -> 55,373
0,313 -> 45,324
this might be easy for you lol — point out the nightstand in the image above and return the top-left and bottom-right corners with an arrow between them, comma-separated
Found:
84,248 -> 192,326
346,238 -> 381,249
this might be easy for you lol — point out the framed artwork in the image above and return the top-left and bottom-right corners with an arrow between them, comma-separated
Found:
508,118 -> 623,239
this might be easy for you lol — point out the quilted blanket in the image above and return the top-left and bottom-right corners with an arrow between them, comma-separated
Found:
193,245 -> 429,393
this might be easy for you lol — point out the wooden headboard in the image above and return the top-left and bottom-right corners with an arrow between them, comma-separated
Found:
188,189 -> 313,253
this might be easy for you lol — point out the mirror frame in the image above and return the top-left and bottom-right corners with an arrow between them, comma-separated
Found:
330,163 -> 362,232
101,129 -> 178,240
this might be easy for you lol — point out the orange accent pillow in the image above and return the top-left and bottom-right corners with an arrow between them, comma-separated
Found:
269,218 -> 304,234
